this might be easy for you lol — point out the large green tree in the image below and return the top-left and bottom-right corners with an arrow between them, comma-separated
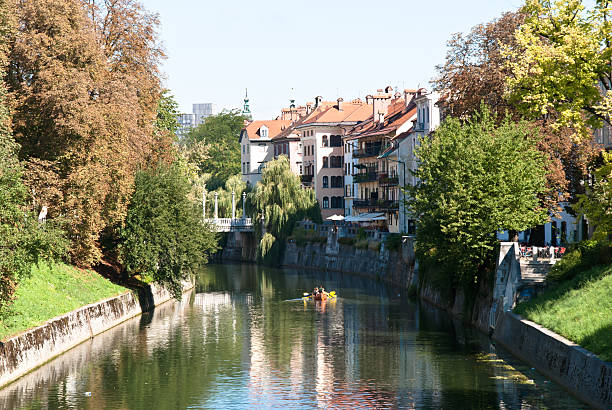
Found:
407,107 -> 549,290
252,156 -> 321,264
182,110 -> 246,191
119,162 -> 218,298
505,0 -> 612,139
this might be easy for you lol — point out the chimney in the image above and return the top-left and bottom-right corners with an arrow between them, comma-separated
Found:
315,96 -> 322,108
306,102 -> 313,114
385,85 -> 393,94
366,94 -> 373,105
336,97 -> 343,111
372,92 -> 392,123
404,89 -> 417,106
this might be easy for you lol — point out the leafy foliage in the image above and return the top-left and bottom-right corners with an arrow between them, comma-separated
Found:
252,156 -> 321,264
505,0 -> 612,139
119,163 -> 218,298
575,151 -> 612,239
182,110 -> 246,191
7,0 -> 171,266
547,240 -> 612,283
407,106 -> 549,289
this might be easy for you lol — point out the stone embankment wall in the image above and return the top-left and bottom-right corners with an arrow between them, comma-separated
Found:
221,231 -> 257,263
282,241 -> 416,289
0,281 -> 194,389
494,313 -> 612,409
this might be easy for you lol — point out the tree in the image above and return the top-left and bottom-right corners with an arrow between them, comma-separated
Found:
182,110 -> 246,191
119,162 -> 218,298
7,0 -> 171,266
505,0 -> 612,139
0,0 -> 68,308
434,11 -> 525,120
252,156 -> 321,264
407,106 -> 549,290
436,8 -> 598,210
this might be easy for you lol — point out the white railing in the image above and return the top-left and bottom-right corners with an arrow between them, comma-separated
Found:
204,217 -> 253,232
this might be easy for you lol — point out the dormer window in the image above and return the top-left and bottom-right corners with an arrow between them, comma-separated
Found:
260,125 -> 268,138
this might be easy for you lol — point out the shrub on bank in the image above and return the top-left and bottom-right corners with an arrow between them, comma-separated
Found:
548,240 -> 612,283
384,234 -> 402,251
368,241 -> 381,251
355,239 -> 369,250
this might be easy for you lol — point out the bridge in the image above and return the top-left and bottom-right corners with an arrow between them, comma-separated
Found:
205,217 -> 253,232
203,190 -> 254,232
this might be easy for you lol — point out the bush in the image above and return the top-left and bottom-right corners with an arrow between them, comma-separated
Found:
120,163 -> 219,298
368,241 -> 381,251
385,234 -> 402,251
356,227 -> 367,241
548,240 -> 612,283
338,237 -> 355,246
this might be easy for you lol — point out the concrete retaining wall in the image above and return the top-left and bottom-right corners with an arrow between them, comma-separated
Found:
0,281 -> 193,389
493,312 -> 612,409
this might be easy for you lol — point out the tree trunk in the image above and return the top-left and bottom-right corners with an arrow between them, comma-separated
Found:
508,229 -> 519,242
528,224 -> 546,247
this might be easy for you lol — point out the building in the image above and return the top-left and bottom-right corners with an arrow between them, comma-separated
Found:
240,119 -> 292,186
344,87 -> 418,232
295,97 -> 371,219
177,103 -> 217,137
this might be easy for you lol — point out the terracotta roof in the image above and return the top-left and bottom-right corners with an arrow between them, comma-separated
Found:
344,100 -> 416,140
301,101 -> 371,125
242,120 -> 292,141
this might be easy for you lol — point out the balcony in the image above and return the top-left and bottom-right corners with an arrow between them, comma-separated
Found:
353,199 -> 377,208
353,146 -> 383,158
353,172 -> 378,183
378,174 -> 399,186
379,200 -> 399,210
301,175 -> 313,183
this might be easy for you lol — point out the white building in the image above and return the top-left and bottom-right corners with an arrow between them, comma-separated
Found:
240,120 -> 292,187
177,103 -> 217,137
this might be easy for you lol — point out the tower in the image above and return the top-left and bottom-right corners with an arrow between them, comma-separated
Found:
242,88 -> 252,120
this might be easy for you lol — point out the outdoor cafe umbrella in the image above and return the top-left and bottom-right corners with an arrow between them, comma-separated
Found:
326,214 -> 345,221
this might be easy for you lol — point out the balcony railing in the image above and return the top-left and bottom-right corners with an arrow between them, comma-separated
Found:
353,199 -> 377,208
379,200 -> 399,210
353,146 -> 383,158
353,172 -> 378,183
378,175 -> 399,186
301,175 -> 313,183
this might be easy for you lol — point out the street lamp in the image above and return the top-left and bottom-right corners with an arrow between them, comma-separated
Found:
387,158 -> 407,234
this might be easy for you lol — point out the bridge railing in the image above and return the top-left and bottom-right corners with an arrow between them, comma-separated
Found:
204,217 -> 254,232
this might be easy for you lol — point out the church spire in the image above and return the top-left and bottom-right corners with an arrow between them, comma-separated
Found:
242,88 -> 252,120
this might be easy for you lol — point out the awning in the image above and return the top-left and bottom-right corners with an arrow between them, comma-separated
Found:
345,212 -> 386,222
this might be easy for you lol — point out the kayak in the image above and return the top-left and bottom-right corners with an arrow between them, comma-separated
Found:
302,291 -> 337,301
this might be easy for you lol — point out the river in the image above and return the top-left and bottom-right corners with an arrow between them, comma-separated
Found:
0,264 -> 586,409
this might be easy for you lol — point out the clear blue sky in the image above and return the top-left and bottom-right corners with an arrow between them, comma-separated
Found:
141,0 -> 524,119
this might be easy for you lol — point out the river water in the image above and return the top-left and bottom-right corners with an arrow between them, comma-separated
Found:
0,264 -> 586,409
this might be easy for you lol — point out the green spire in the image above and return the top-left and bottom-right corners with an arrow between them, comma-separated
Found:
242,88 -> 252,120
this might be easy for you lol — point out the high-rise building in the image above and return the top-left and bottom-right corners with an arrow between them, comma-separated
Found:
177,103 -> 217,137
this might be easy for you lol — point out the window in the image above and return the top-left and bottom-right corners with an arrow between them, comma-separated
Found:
299,165 -> 303,174
260,126 -> 268,138
330,135 -> 342,147
323,176 -> 329,188
330,156 -> 342,168
331,196 -> 344,209
345,184 -> 351,196
323,157 -> 328,168
323,197 -> 329,208
322,135 -> 328,147
331,176 -> 343,188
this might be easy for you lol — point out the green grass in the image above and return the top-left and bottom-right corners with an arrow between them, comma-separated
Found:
514,264 -> 612,362
0,262 -> 127,340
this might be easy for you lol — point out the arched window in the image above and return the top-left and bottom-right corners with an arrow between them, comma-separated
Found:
323,197 -> 329,208
322,135 -> 328,147
322,176 -> 329,188
323,157 -> 328,168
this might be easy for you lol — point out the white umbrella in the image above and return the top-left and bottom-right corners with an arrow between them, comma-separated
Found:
326,214 -> 345,221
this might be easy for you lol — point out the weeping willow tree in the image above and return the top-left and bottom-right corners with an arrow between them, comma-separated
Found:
252,156 -> 321,264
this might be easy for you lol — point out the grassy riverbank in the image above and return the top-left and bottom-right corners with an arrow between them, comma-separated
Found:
0,262 -> 127,340
514,263 -> 612,361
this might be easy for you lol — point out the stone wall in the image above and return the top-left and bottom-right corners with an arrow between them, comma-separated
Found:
0,281 -> 194,389
493,312 -> 612,409
282,241 -> 416,289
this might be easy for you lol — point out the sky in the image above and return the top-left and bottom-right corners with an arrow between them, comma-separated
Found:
141,0 -> 524,120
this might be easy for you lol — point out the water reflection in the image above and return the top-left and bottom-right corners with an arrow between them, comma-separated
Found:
0,264 -> 586,409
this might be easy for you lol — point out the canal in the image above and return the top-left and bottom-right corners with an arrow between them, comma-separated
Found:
1,264 -> 586,409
